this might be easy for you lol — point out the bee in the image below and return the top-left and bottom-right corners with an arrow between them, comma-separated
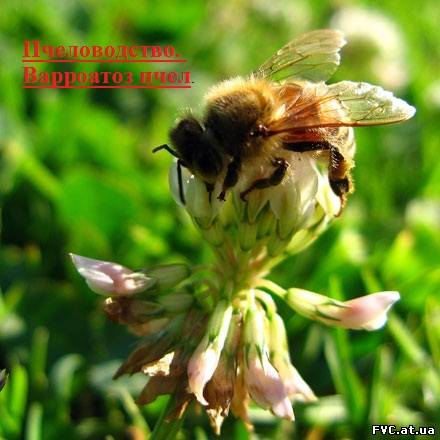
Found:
154,29 -> 415,206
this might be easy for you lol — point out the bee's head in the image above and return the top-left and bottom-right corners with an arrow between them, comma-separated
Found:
169,116 -> 224,182
204,87 -> 268,154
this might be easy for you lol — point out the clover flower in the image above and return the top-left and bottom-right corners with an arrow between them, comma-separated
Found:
330,7 -> 408,90
70,137 -> 404,433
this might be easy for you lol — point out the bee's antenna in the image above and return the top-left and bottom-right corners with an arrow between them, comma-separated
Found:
152,144 -> 180,158
176,159 -> 186,205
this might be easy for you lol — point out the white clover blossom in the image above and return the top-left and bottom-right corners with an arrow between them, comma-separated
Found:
330,7 -> 408,90
187,301 -> 233,405
168,147 -> 340,261
70,253 -> 190,296
70,254 -> 156,296
285,289 -> 400,330
243,300 -> 294,420
267,312 -> 317,402
70,148 -> 402,431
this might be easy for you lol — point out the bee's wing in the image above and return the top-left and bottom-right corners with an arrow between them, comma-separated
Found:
254,29 -> 346,83
269,81 -> 416,132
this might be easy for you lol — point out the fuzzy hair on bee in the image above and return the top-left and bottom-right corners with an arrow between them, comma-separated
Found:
154,29 -> 415,207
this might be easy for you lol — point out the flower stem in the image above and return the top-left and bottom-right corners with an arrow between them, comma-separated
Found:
150,396 -> 187,440
256,279 -> 287,298
255,289 -> 277,317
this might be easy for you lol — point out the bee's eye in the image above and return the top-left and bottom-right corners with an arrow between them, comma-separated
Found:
249,124 -> 268,138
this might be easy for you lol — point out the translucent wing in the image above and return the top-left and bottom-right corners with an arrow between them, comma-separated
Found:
268,81 -> 416,134
254,29 -> 346,83
324,81 -> 416,125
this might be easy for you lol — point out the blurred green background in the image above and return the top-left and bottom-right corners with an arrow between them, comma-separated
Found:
1,0 -> 439,439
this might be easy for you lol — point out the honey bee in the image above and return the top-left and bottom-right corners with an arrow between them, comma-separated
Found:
154,29 -> 415,206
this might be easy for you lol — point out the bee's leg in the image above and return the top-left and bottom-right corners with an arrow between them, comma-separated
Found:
328,148 -> 352,213
240,157 -> 288,201
205,182 -> 215,203
218,157 -> 242,201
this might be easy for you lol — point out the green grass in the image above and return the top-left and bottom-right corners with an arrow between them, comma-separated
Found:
1,0 -> 439,438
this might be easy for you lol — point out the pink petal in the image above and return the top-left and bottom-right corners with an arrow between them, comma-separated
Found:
338,291 -> 400,330
187,347 -> 219,406
245,350 -> 294,420
70,253 -> 155,296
